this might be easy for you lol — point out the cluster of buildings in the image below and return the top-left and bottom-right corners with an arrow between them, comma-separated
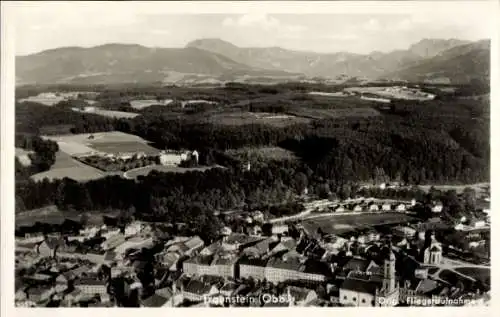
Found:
303,197 -> 417,214
14,191 -> 490,307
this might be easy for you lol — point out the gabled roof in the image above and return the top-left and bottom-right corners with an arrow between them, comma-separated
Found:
74,277 -> 106,286
343,257 -> 370,272
184,279 -> 213,295
142,294 -> 169,307
340,277 -> 381,295
416,279 -> 439,295
287,286 -> 314,302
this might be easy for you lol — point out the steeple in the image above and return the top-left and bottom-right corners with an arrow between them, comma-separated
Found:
382,241 -> 396,294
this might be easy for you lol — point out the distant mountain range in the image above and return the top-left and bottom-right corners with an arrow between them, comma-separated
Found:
16,38 -> 490,85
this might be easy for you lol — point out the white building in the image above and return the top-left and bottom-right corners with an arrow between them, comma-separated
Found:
423,235 -> 443,265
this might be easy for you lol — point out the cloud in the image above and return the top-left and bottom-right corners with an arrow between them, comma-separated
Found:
362,18 -> 382,32
327,34 -> 359,41
222,14 -> 306,38
150,29 -> 171,35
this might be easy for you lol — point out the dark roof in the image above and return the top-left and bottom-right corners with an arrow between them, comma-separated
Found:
74,277 -> 106,286
184,279 -> 212,295
288,286 -> 314,302
303,259 -> 333,277
142,294 -> 169,307
104,251 -> 117,261
343,257 -> 370,272
341,277 -> 381,295
184,254 -> 213,266
238,256 -> 269,267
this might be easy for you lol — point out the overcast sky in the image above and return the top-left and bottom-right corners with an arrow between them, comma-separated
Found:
7,1 -> 495,56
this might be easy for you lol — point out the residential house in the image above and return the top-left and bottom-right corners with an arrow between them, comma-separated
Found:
353,205 -> 363,212
271,224 -> 289,235
369,204 -> 380,212
100,233 -> 126,251
381,203 -> 392,211
287,286 -> 318,306
26,286 -> 54,303
37,237 -> 66,258
335,206 -> 345,213
432,204 -> 443,213
74,277 -> 108,297
396,204 -> 406,212
181,279 -> 218,303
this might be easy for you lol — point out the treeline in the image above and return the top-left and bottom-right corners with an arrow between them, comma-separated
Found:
15,134 -> 59,176
16,102 -> 117,134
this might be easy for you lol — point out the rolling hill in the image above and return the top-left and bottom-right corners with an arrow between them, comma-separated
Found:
16,44 -> 297,85
381,40 -> 490,84
16,38 -> 490,85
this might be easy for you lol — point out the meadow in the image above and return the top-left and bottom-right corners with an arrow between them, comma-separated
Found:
301,212 -> 417,235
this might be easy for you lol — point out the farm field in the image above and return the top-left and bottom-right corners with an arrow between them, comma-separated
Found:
418,183 -> 489,194
130,99 -> 173,110
124,164 -> 223,179
90,142 -> 160,155
203,111 -> 311,127
30,151 -> 107,182
72,107 -> 140,119
226,146 -> 297,162
287,107 -> 380,120
44,131 -> 160,155
18,95 -> 65,106
301,212 -> 417,235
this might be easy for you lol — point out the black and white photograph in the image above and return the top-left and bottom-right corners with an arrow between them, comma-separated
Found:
1,0 -> 496,310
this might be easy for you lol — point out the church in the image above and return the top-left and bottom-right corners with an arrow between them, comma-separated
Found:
339,242 -> 400,307
423,233 -> 443,265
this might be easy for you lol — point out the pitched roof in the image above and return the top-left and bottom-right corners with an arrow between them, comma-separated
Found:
238,256 -> 269,267
343,257 -> 370,272
288,286 -> 314,302
74,277 -> 107,286
184,279 -> 212,295
184,236 -> 204,250
416,279 -> 439,295
340,277 -> 381,295
142,294 -> 169,307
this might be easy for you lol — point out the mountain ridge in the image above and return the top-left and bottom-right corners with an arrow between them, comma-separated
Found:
16,38 -> 490,85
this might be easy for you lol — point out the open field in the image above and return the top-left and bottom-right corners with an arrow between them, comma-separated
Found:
308,91 -> 349,97
18,95 -> 65,106
130,99 -> 173,110
301,212 -> 417,235
345,86 -> 435,100
203,111 -> 311,127
124,164 -> 223,179
71,107 -> 139,118
288,107 -> 380,119
45,131 -> 149,144
30,151 -> 107,182
226,146 -> 297,162
44,131 -> 160,155
418,183 -> 489,194
89,142 -> 160,155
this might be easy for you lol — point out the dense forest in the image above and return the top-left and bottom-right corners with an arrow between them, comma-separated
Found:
15,82 -> 489,235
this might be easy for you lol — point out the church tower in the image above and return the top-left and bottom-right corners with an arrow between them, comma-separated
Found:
382,242 -> 396,294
